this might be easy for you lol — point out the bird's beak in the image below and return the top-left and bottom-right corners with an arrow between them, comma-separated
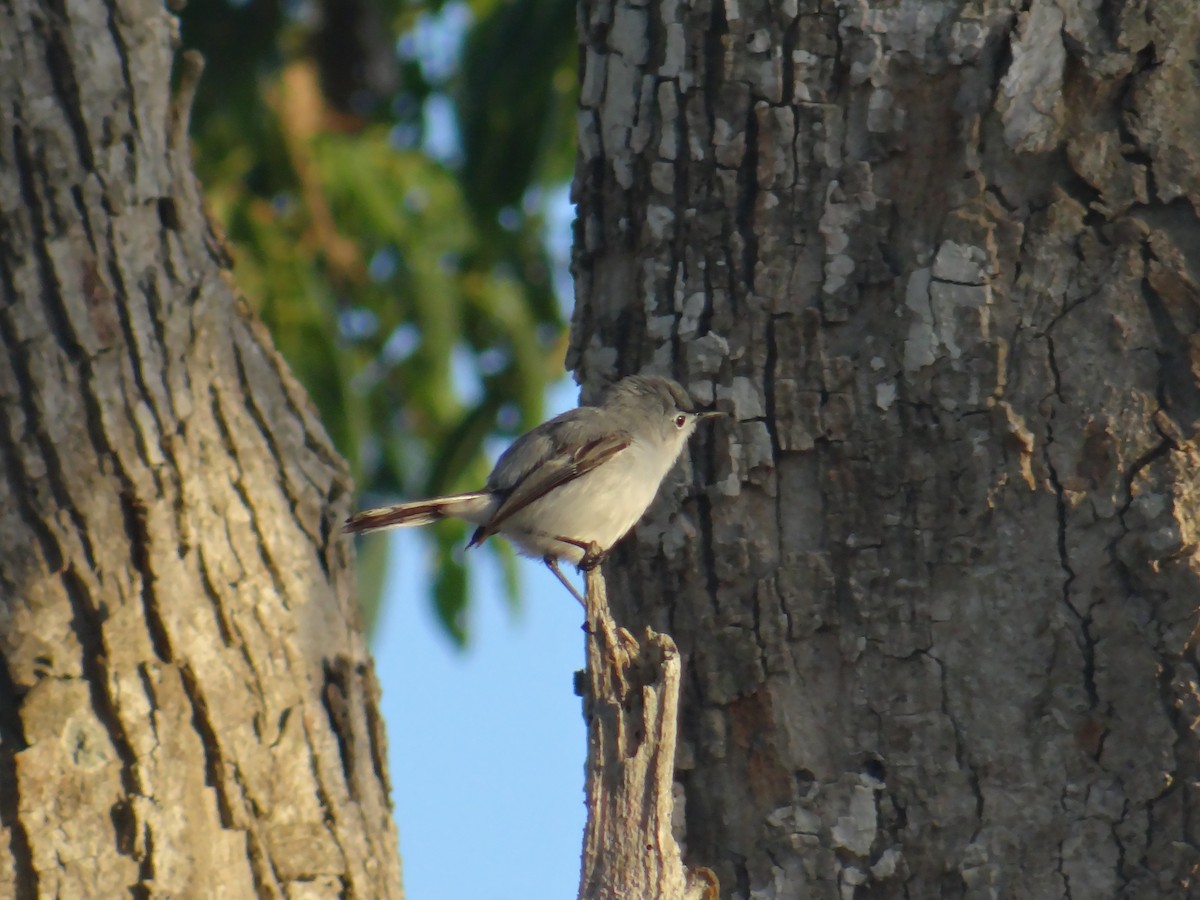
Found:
698,411 -> 725,421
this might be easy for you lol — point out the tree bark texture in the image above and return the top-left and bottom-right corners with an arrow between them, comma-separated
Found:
578,568 -> 719,900
571,0 -> 1200,897
0,2 -> 400,897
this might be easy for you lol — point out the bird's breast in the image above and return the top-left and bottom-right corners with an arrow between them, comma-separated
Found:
504,440 -> 676,557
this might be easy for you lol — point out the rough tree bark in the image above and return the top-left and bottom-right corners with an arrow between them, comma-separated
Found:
0,1 -> 400,896
578,568 -> 719,900
571,0 -> 1200,896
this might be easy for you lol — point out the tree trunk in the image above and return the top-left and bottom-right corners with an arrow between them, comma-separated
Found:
0,2 -> 400,897
572,0 -> 1200,896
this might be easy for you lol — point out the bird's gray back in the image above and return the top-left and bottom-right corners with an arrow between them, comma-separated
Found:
486,374 -> 694,494
486,405 -> 624,493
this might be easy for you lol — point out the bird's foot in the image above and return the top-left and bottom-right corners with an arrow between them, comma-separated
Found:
553,534 -> 607,571
578,542 -> 607,571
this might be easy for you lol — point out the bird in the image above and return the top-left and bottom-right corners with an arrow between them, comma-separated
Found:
344,374 -> 722,604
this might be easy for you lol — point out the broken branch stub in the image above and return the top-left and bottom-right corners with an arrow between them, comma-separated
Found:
577,567 -> 718,900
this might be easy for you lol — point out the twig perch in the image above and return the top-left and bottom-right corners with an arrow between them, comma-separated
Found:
577,567 -> 718,900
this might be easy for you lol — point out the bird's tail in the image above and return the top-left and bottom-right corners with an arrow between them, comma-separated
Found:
344,491 -> 493,534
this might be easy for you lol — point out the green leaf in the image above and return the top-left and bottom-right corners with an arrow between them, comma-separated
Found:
457,0 -> 578,221
432,525 -> 471,646
181,0 -> 575,641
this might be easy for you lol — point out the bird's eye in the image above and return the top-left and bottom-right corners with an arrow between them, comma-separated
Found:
674,414 -> 688,428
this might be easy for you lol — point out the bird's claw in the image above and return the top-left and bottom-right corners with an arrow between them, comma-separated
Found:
552,534 -> 607,571
577,542 -> 606,571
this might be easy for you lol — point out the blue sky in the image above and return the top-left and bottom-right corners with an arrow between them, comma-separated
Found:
372,381 -> 587,900
372,11 -> 587,894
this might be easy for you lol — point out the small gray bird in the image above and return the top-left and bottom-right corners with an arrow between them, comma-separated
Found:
345,374 -> 721,604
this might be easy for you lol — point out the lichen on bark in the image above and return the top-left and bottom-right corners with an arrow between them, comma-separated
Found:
571,0 -> 1200,895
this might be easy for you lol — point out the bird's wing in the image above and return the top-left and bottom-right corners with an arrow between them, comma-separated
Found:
468,430 -> 631,547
